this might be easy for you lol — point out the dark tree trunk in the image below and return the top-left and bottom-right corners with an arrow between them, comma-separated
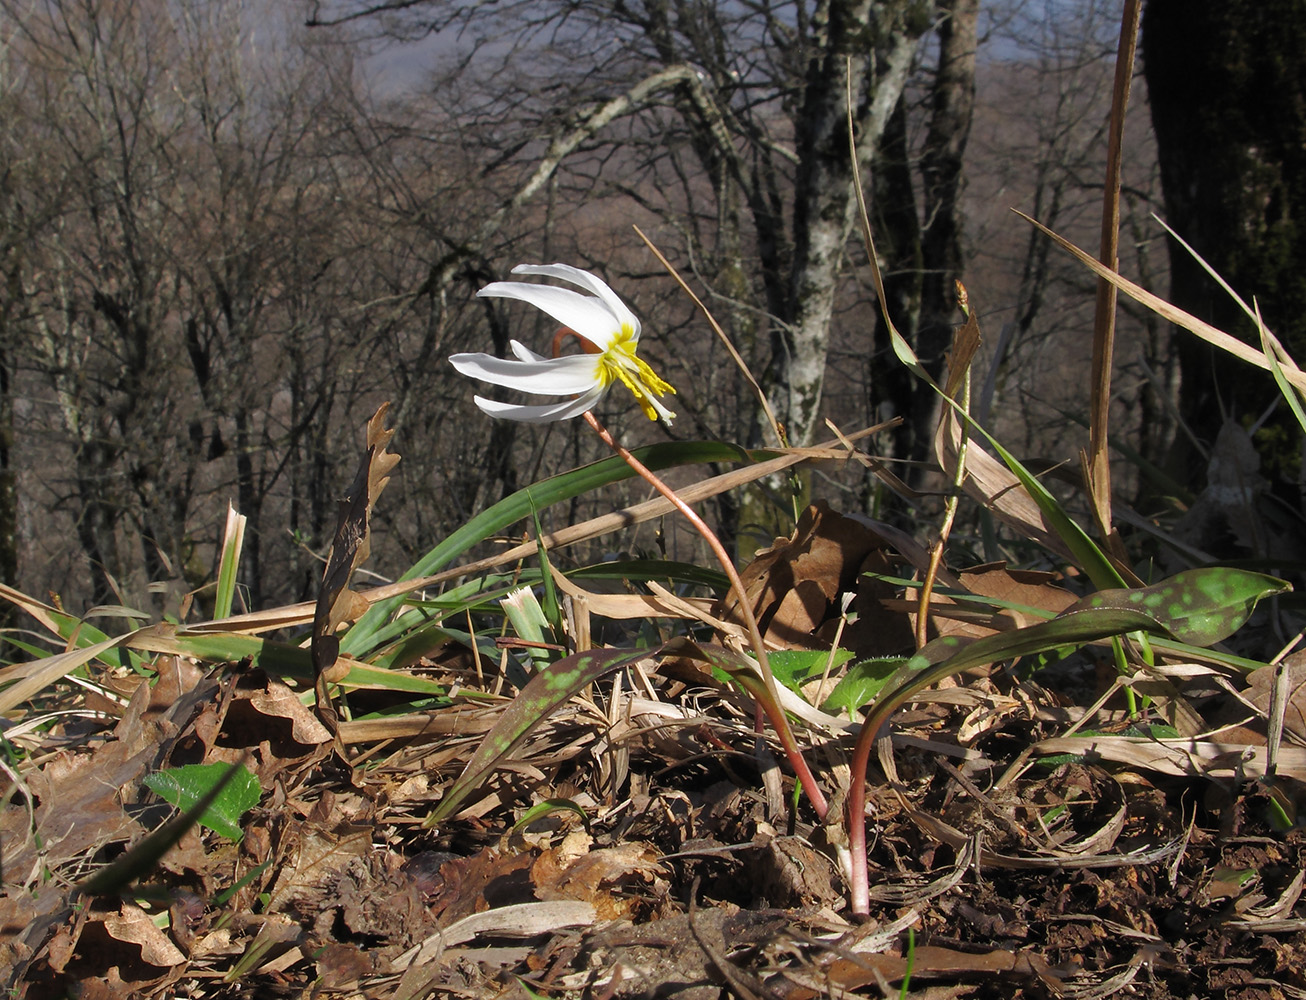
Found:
912,0 -> 978,461
1143,0 -> 1306,482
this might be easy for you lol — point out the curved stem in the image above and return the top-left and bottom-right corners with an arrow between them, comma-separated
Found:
583,411 -> 828,819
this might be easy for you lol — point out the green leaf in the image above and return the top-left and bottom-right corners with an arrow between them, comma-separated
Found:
530,505 -> 564,644
213,505 -> 246,620
857,567 -> 1290,747
820,657 -> 906,715
143,763 -> 261,840
79,759 -> 252,896
341,440 -> 750,658
511,797 -> 591,835
765,648 -> 855,692
967,422 -> 1124,590
127,629 -> 447,695
1076,567 -> 1291,648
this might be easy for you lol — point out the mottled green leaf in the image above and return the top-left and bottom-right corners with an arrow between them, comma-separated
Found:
143,763 -> 261,840
426,645 -> 661,825
1076,567 -> 1290,648
857,568 -> 1290,748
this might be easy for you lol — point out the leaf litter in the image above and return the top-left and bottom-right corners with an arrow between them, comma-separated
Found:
2,414 -> 1306,1000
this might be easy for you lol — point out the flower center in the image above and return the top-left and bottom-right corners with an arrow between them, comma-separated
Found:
595,326 -> 677,422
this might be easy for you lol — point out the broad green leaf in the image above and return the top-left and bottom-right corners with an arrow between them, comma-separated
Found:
821,657 -> 906,715
78,759 -> 251,896
765,648 -> 856,692
143,763 -> 261,839
857,567 -> 1289,748
1076,567 -> 1290,648
342,440 -> 751,658
426,644 -> 661,825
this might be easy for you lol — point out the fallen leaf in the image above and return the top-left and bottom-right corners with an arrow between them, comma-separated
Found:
313,403 -> 400,692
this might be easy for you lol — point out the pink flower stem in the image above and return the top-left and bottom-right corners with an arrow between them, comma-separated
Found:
583,410 -> 828,820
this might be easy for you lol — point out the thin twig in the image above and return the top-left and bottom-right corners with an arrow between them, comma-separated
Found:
634,225 -> 786,448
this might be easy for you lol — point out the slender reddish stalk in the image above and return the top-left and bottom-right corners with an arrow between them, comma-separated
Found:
583,410 -> 828,819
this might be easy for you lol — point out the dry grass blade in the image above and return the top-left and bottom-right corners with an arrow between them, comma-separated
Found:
395,900 -> 597,968
1017,210 -> 1306,393
178,426 -> 890,639
0,631 -> 142,715
635,224 -> 785,448
1084,0 -> 1141,546
1031,734 -> 1306,781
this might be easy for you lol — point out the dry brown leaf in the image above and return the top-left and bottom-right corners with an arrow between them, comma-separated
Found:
1246,654 -> 1306,744
775,943 -> 1065,998
1031,734 -> 1306,781
959,563 -> 1078,622
935,408 -> 1075,563
721,501 -> 905,650
531,842 -> 665,920
313,402 -> 400,689
210,671 -> 332,773
100,901 -> 187,967
265,820 -> 372,913
426,845 -> 537,925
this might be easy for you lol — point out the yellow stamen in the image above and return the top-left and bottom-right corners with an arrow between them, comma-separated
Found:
596,326 -> 677,421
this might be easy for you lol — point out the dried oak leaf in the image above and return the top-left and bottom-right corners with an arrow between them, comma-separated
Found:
216,670 -> 332,767
531,841 -> 666,920
1245,653 -> 1306,743
720,501 -> 892,649
428,845 -> 537,925
959,562 -> 1078,624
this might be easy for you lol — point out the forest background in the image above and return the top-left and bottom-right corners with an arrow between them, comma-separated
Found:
0,0 -> 1296,621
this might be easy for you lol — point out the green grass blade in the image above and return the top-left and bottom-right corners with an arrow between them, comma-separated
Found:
214,505 -> 247,621
126,628 -> 446,694
340,440 -> 749,658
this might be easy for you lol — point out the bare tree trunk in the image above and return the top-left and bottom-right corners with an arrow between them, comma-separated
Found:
1143,0 -> 1306,485
910,0 -> 978,461
779,1 -> 923,447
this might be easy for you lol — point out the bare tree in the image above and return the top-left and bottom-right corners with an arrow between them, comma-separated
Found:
308,0 -> 942,452
0,0 -> 408,610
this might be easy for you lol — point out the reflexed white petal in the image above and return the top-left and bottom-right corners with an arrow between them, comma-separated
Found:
510,264 -> 640,340
477,282 -> 619,348
449,351 -> 600,395
473,386 -> 605,423
510,340 -> 548,362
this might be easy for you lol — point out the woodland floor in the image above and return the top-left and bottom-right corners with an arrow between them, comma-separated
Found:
2,503 -> 1306,999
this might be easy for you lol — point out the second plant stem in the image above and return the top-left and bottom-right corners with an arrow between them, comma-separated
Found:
583,410 -> 828,820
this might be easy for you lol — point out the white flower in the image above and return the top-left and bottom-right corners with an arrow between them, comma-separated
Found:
449,263 -> 677,424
